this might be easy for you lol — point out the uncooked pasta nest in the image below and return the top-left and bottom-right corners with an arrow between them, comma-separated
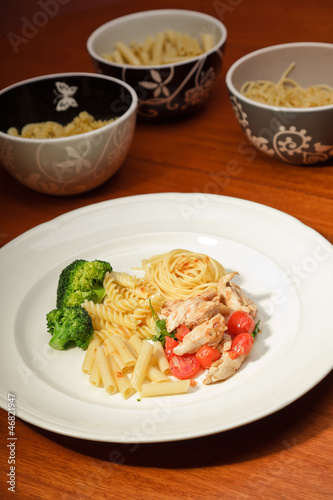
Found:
240,63 -> 333,108
7,111 -> 116,139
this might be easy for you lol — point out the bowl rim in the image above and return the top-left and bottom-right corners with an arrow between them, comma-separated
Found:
86,8 -> 227,70
0,72 -> 138,144
225,41 -> 333,113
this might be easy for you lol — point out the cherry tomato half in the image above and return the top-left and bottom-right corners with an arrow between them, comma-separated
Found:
175,324 -> 191,342
229,333 -> 254,360
169,354 -> 201,379
195,345 -> 221,368
227,310 -> 255,338
164,336 -> 179,361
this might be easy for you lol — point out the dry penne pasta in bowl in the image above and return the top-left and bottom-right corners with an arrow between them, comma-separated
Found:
87,9 -> 227,120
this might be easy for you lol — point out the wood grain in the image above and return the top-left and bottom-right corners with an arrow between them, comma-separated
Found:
1,0 -> 332,498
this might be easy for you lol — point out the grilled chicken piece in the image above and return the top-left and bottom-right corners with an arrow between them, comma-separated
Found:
217,272 -> 257,318
185,300 -> 229,329
203,352 -> 245,384
163,288 -> 217,333
173,313 -> 226,355
160,299 -> 183,317
218,333 -> 232,353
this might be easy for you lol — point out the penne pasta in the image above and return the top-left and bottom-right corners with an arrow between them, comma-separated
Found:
138,50 -> 150,65
146,365 -> 170,383
200,33 -> 214,52
151,31 -> 166,65
115,41 -> 141,65
95,346 -> 117,395
141,34 -> 154,53
103,337 -> 129,372
89,357 -> 101,387
129,336 -> 170,382
108,356 -> 135,399
102,30 -> 216,67
153,341 -> 170,375
111,49 -> 125,64
107,335 -> 137,368
140,380 -> 191,398
130,340 -> 154,391
81,336 -> 101,375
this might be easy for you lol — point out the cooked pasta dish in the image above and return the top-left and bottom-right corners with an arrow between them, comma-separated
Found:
47,250 -> 261,400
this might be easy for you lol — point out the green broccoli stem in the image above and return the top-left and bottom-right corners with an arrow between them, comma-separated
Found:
48,321 -> 72,350
90,286 -> 106,304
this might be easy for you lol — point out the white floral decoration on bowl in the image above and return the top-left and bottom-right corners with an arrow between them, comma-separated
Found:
230,96 -> 333,165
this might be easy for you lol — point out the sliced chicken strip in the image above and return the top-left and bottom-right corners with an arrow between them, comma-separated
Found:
203,352 -> 245,384
217,332 -> 232,353
185,300 -> 229,329
218,272 -> 257,318
173,313 -> 226,355
164,288 -> 217,333
159,299 -> 183,320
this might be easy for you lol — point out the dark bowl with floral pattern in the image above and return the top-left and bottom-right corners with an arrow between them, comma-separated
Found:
226,42 -> 333,165
0,73 -> 137,195
87,9 -> 227,120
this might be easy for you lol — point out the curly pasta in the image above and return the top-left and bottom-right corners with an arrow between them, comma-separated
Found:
91,271 -> 164,345
7,111 -> 116,139
82,300 -> 138,330
110,271 -> 137,289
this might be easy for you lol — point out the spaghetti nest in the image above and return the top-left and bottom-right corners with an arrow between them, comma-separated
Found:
139,249 -> 226,300
240,63 -> 333,108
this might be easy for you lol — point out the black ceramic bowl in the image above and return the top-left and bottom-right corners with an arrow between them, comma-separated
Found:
0,73 -> 137,195
87,9 -> 227,120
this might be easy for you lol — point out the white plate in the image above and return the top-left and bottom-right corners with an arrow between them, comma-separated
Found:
1,193 -> 333,443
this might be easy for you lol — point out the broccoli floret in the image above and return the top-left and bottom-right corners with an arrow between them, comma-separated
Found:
47,306 -> 94,350
56,259 -> 112,308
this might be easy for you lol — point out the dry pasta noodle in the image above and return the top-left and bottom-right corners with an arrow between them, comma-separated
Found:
102,29 -> 215,66
240,63 -> 333,108
139,248 -> 226,299
7,111 -> 116,139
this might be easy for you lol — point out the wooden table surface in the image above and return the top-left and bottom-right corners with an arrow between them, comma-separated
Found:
1,1 -> 333,498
